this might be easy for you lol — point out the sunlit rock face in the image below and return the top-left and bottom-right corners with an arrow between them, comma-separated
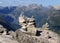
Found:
0,15 -> 59,43
0,24 -> 19,43
15,15 -> 60,43
16,29 -> 60,43
0,34 -> 19,43
0,36 -> 19,43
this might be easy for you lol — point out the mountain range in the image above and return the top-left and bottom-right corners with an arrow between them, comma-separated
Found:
0,4 -> 60,34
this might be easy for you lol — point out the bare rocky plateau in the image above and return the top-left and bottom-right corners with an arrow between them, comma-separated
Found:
0,22 -> 60,43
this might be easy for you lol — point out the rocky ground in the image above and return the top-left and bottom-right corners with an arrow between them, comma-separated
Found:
0,35 -> 19,43
0,24 -> 60,43
16,29 -> 60,43
0,24 -> 19,43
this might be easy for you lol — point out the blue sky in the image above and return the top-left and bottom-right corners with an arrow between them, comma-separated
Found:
0,0 -> 60,6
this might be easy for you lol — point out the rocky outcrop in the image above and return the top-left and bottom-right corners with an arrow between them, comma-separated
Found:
0,35 -> 19,43
0,24 -> 19,43
16,29 -> 60,43
0,13 -> 60,43
15,15 -> 60,43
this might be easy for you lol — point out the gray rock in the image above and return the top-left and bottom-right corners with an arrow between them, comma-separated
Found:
0,25 -> 7,35
0,24 -> 19,43
16,15 -> 60,43
0,35 -> 19,43
16,29 -> 60,43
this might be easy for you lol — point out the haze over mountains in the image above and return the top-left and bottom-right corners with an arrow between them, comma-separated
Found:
0,4 -> 60,34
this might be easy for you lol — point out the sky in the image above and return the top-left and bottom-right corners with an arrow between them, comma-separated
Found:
0,0 -> 60,7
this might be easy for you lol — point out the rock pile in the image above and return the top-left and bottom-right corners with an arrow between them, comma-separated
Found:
19,14 -> 36,35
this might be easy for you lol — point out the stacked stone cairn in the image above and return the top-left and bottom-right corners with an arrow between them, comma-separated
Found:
19,14 -> 37,35
19,13 -> 50,36
18,14 -> 60,43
